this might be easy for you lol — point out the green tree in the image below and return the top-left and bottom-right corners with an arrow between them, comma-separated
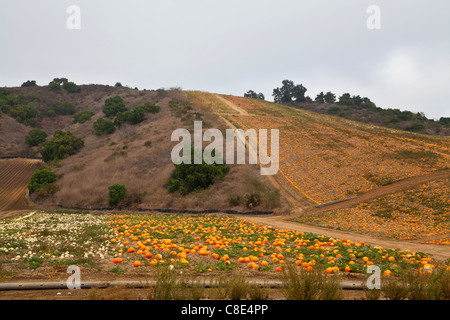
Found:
315,92 -> 325,103
94,118 -> 115,136
28,168 -> 57,193
272,80 -> 308,103
108,184 -> 128,206
40,130 -> 84,162
324,92 -> 336,103
103,96 -> 127,118
338,93 -> 354,106
21,80 -> 37,87
244,90 -> 265,100
25,128 -> 48,147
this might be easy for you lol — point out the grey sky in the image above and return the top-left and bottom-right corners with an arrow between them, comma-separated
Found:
1,0 -> 449,119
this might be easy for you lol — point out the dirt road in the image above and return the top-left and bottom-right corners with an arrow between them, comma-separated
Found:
0,158 -> 43,219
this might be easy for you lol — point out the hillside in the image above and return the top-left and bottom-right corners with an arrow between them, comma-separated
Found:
291,101 -> 450,136
203,93 -> 449,244
0,83 -> 287,214
1,83 -> 449,246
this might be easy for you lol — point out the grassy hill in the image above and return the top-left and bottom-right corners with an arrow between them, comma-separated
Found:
0,83 -> 287,213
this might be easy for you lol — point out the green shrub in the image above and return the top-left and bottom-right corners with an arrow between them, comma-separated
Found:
103,96 -> 127,118
48,81 -> 61,93
168,149 -> 230,195
40,130 -> 84,162
439,117 -> 450,127
114,108 -> 146,127
138,102 -> 160,114
28,168 -> 57,193
45,101 -> 75,117
73,110 -> 95,124
108,184 -> 128,206
94,118 -> 115,136
62,81 -> 81,93
10,104 -> 39,126
21,80 -> 37,87
25,128 -> 48,147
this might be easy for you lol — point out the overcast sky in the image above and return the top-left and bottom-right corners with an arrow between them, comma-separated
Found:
1,0 -> 449,119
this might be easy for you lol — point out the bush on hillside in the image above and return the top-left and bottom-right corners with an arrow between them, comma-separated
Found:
168,149 -> 230,195
94,118 -> 116,136
9,104 -> 39,126
103,96 -> 127,118
28,168 -> 57,194
114,108 -> 146,127
62,81 -> 81,93
73,110 -> 95,124
138,102 -> 161,114
48,81 -> 62,93
40,130 -> 84,162
45,101 -> 76,117
25,128 -> 48,147
108,184 -> 128,206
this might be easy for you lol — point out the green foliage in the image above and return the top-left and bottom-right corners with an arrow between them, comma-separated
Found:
48,81 -> 61,93
108,184 -> 128,206
25,128 -> 48,147
273,80 -> 307,103
338,93 -> 376,108
324,92 -> 336,103
40,130 -> 84,162
114,108 -> 145,127
28,168 -> 57,193
113,102 -> 159,127
439,117 -> 450,127
103,96 -> 127,118
45,101 -> 75,117
73,110 -> 95,124
315,92 -> 325,103
168,149 -> 230,195
21,80 -> 37,87
405,123 -> 425,133
62,81 -> 81,93
244,90 -> 265,100
138,102 -> 161,114
93,118 -> 115,136
9,103 -> 39,126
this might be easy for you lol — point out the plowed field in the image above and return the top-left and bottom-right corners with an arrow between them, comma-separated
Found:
0,158 -> 43,219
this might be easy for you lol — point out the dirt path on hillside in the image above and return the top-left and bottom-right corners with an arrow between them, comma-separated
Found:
0,159 -> 43,219
215,95 -> 249,115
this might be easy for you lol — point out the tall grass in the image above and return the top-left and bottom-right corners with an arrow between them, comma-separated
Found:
280,264 -> 343,300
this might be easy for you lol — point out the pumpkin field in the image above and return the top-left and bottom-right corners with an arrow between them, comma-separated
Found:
0,92 -> 449,300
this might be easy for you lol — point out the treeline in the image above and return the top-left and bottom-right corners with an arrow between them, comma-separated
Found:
244,80 -> 450,135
